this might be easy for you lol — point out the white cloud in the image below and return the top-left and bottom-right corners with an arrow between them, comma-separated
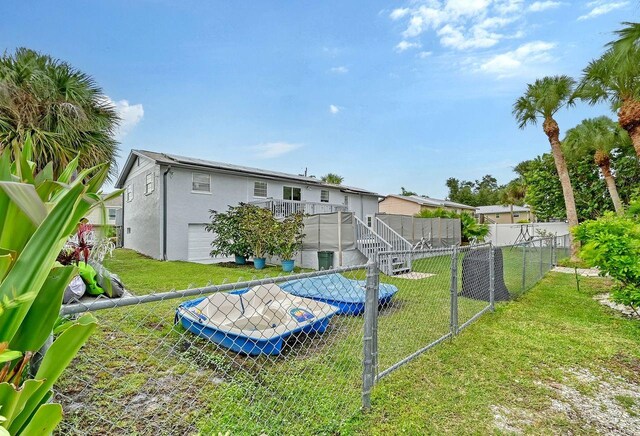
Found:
390,7 -> 410,20
479,40 -> 556,77
418,51 -> 433,58
395,40 -> 422,52
528,1 -> 563,12
104,96 -> 144,140
251,142 -> 302,159
329,104 -> 340,115
388,0 -> 560,54
329,66 -> 349,74
578,1 -> 628,20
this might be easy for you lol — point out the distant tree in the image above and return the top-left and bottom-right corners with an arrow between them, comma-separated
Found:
500,180 -> 527,223
400,187 -> 418,196
576,44 -> 640,158
321,173 -> 344,184
513,75 -> 579,258
0,48 -> 120,176
445,175 -> 502,207
563,116 -> 632,215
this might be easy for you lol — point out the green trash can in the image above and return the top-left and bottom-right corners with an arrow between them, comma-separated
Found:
317,251 -> 334,270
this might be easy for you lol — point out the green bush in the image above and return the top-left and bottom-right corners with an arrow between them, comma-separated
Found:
206,205 -> 253,260
273,212 -> 305,260
574,206 -> 640,313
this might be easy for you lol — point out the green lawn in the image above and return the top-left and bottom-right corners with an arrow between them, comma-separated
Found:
54,249 -> 639,435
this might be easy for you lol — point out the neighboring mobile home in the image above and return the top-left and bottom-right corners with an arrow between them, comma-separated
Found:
378,194 -> 475,216
114,150 -> 380,262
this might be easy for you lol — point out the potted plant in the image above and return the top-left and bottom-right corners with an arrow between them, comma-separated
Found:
238,204 -> 277,270
274,212 -> 305,272
206,205 -> 253,264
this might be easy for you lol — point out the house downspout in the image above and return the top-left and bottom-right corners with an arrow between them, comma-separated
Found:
162,165 -> 172,260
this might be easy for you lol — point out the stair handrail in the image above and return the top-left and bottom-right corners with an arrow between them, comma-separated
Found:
374,217 -> 412,252
354,216 -> 392,255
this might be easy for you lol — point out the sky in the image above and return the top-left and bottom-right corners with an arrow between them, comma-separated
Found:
2,1 -> 637,198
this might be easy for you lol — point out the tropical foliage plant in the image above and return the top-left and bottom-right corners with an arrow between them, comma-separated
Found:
574,202 -> 640,314
273,212 -> 305,260
205,205 -> 253,261
0,48 -> 120,177
513,75 -> 580,258
0,138 -> 112,434
238,204 -> 278,259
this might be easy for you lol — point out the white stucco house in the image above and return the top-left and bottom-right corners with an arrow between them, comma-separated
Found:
114,150 -> 380,262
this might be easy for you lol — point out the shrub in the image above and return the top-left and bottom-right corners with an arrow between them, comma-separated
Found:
238,204 -> 278,259
574,207 -> 640,313
273,213 -> 305,260
206,205 -> 253,260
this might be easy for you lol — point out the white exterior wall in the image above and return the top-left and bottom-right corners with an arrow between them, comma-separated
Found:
162,166 -> 379,262
122,156 -> 162,258
487,222 -> 569,246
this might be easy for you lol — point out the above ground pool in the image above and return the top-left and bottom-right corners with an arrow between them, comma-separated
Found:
176,284 -> 340,356
279,273 -> 399,315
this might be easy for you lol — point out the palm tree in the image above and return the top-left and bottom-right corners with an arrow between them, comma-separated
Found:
609,22 -> 640,55
576,46 -> 640,159
0,48 -> 119,176
500,180 -> 526,224
321,173 -> 344,184
563,117 -> 631,215
513,75 -> 580,258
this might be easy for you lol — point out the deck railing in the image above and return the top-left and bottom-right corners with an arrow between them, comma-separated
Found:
374,217 -> 413,271
249,199 -> 348,218
354,216 -> 393,274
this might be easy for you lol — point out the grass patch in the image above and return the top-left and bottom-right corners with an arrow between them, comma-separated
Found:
55,249 -> 640,434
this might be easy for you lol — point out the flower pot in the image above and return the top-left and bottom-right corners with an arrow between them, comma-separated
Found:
281,259 -> 295,272
253,257 -> 266,270
234,255 -> 247,265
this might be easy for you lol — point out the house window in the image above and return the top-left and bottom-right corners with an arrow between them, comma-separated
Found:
192,173 -> 211,193
126,227 -> 131,234
343,195 -> 349,206
108,208 -> 117,220
126,185 -> 133,202
495,214 -> 500,218
283,186 -> 301,201
367,215 -> 373,227
320,189 -> 329,203
513,213 -> 520,218
145,173 -> 155,194
254,181 -> 268,198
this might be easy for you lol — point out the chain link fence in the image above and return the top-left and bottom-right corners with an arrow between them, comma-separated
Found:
54,236 -> 568,434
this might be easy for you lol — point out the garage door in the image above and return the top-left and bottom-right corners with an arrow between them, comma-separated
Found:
187,223 -> 215,262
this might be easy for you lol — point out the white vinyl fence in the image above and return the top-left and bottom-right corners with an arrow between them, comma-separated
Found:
486,222 -> 569,246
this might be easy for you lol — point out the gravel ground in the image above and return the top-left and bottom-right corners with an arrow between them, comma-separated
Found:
492,367 -> 640,434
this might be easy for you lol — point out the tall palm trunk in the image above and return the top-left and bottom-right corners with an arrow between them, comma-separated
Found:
543,117 -> 580,259
509,203 -> 514,224
594,150 -> 624,215
618,98 -> 640,159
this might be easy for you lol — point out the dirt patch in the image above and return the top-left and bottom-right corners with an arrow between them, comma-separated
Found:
492,367 -> 640,434
594,293 -> 640,320
552,266 -> 601,277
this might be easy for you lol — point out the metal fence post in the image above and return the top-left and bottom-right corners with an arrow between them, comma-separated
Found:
489,244 -> 495,312
551,236 -> 557,266
540,238 -> 544,278
521,243 -> 527,292
362,260 -> 378,411
450,246 -> 459,336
